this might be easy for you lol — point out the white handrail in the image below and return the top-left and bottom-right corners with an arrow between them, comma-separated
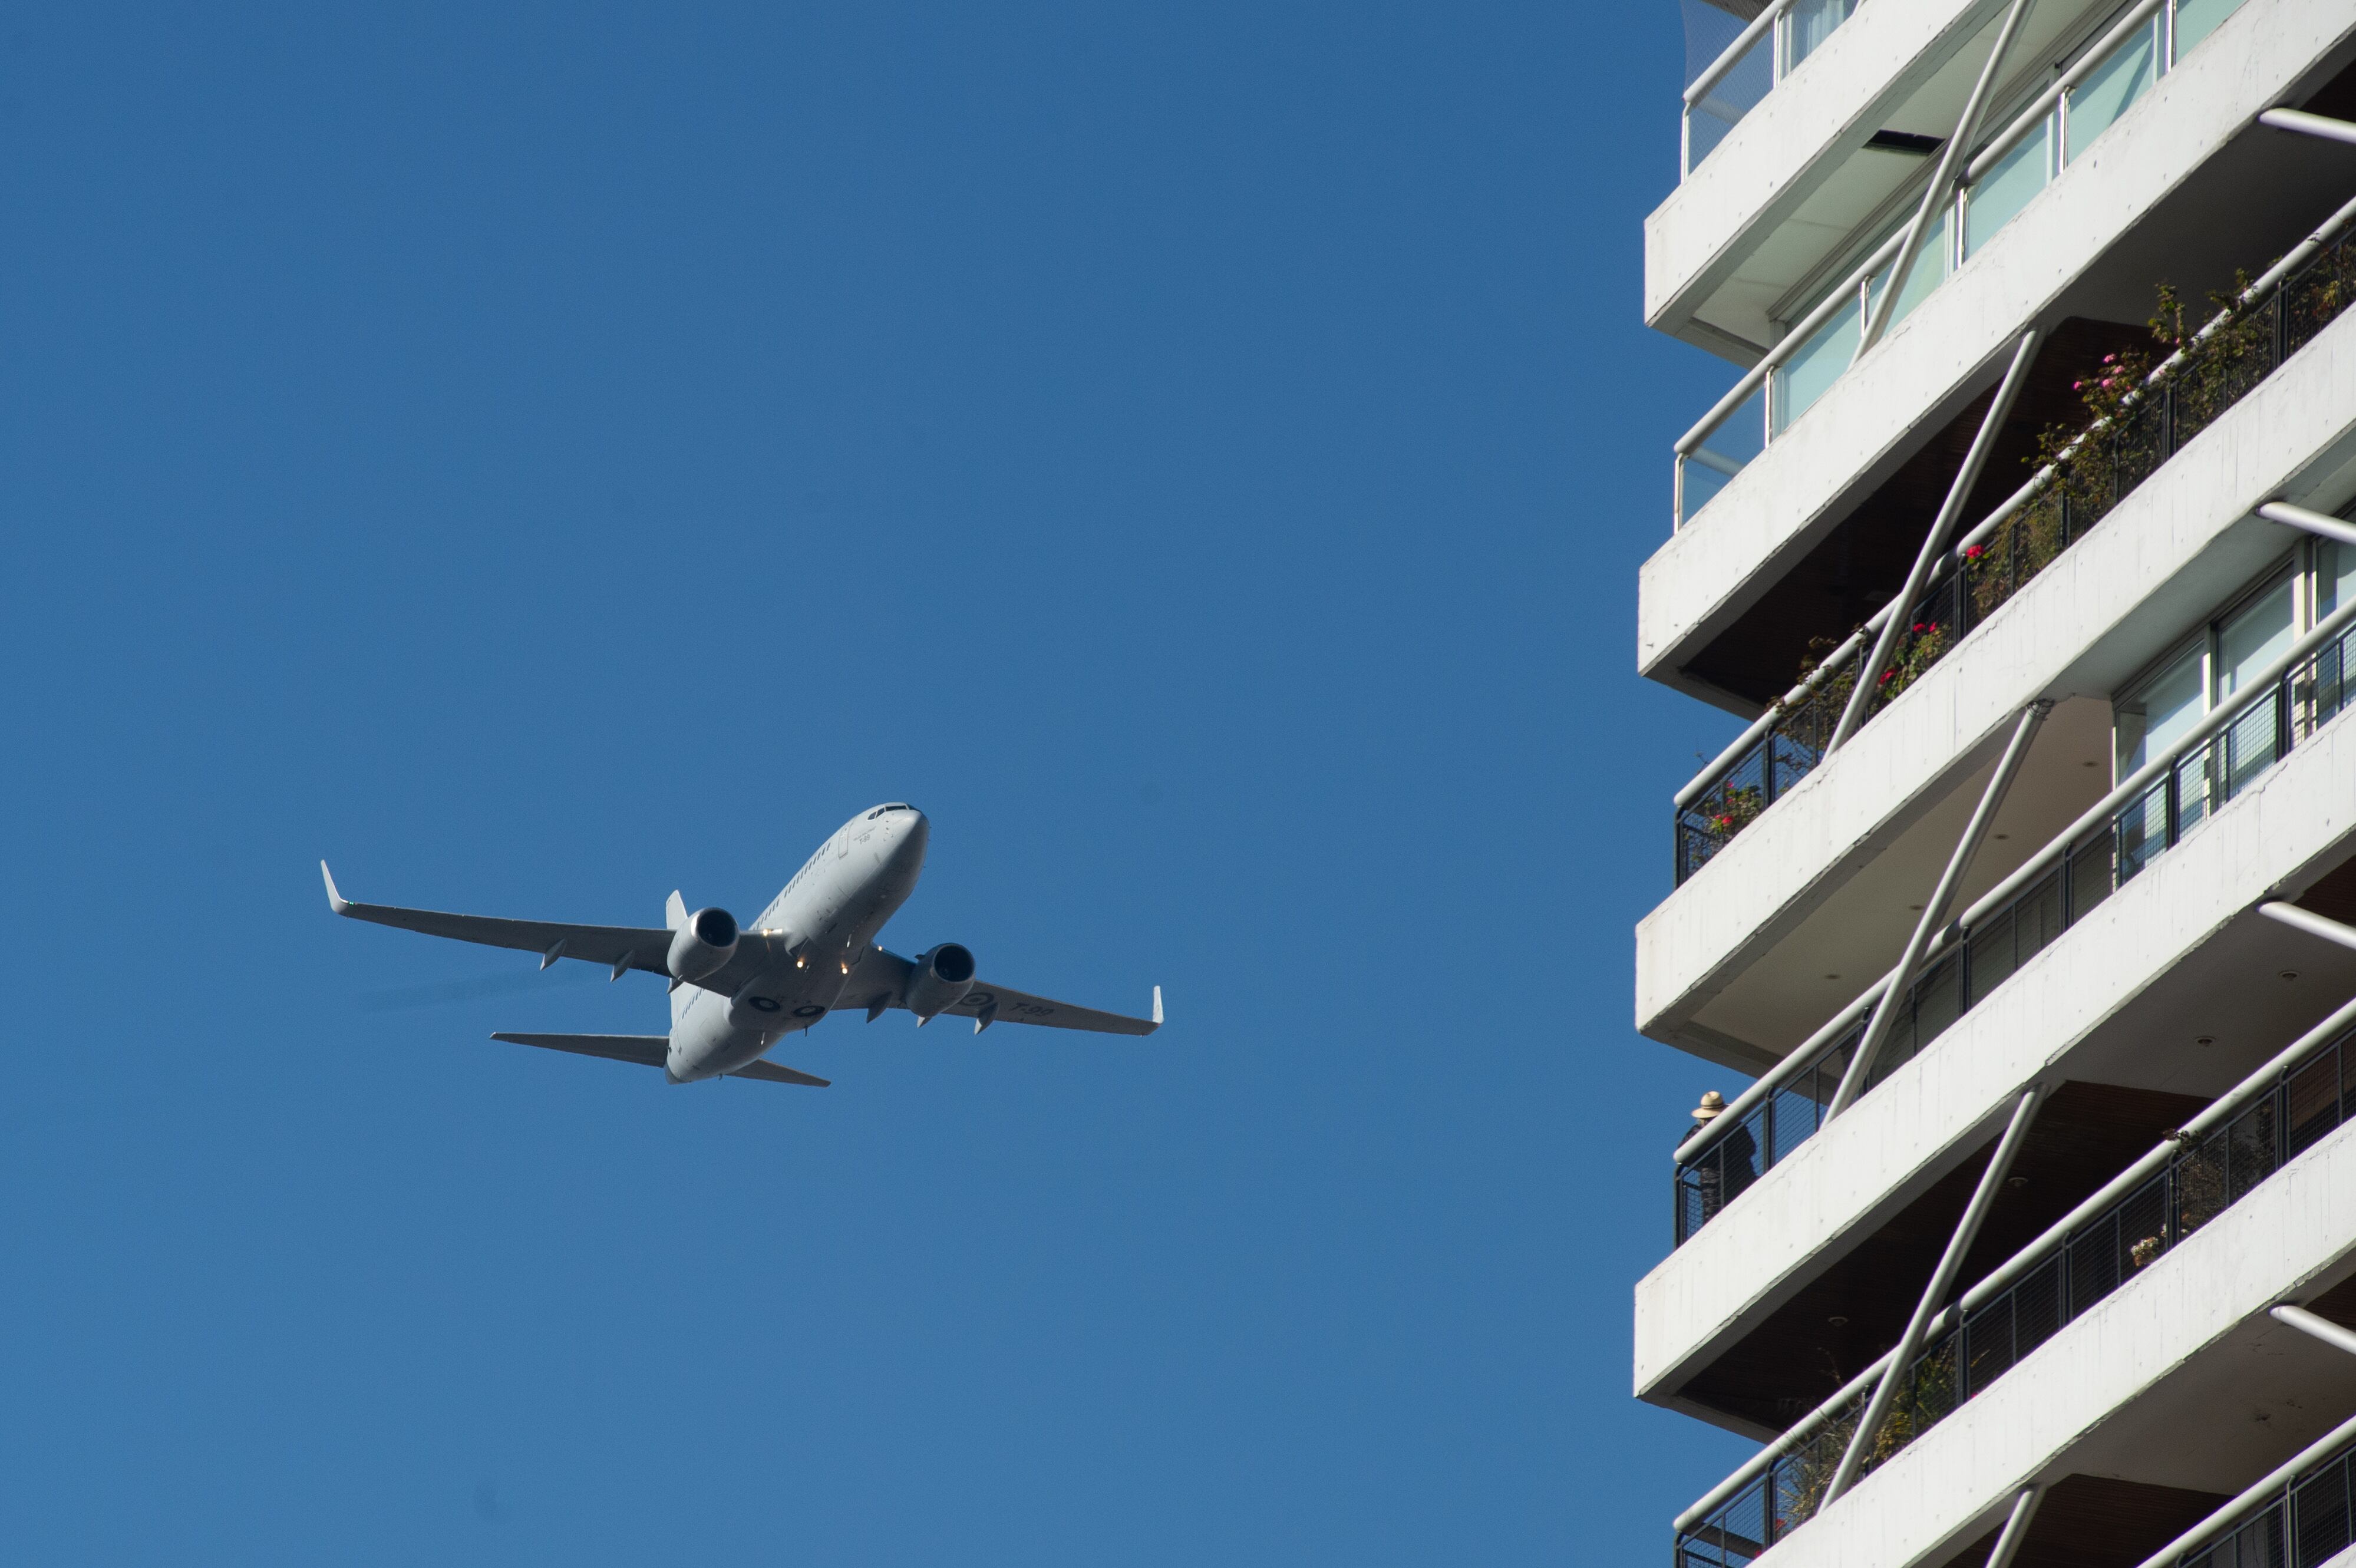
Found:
1963,0 -> 2164,183
2131,1407 -> 2356,1568
1676,229 -> 1905,457
1684,0 -> 1795,108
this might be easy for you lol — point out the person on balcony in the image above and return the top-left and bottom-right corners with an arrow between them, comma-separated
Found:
1683,1090 -> 1760,1223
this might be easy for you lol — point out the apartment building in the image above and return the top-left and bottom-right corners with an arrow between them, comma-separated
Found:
1641,0 -> 2356,1563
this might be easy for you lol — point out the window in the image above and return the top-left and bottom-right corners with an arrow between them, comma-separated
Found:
2116,562 -> 2301,780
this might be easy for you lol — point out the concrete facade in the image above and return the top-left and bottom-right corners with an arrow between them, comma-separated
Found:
1632,0 -> 2356,1562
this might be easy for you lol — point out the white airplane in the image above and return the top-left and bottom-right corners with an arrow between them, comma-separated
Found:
322,803 -> 1161,1088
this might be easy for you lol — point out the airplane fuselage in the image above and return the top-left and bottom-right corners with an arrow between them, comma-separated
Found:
666,804 -> 929,1082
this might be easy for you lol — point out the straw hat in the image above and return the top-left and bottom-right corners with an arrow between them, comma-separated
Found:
1692,1091 -> 1728,1125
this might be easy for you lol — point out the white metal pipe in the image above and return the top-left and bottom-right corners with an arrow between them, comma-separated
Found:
1683,0 -> 1794,107
2258,900 -> 2356,952
1822,1085 -> 2043,1506
1828,701 -> 2050,1118
2131,1404 -> 2356,1568
2261,500 -> 2356,550
1829,330 -> 2041,752
2273,1303 -> 2356,1358
1857,0 -> 2034,358
1965,0 -> 2163,184
1985,1486 -> 2044,1568
2261,108 -> 2356,148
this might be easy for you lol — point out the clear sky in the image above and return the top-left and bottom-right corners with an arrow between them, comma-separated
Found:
0,4 -> 1762,1562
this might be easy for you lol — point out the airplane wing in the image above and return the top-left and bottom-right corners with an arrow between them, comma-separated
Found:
840,949 -> 1162,1036
487,1032 -> 829,1087
323,862 -> 674,979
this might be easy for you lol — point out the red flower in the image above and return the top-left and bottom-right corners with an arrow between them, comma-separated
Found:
1964,544 -> 1985,560
1879,669 -> 1896,685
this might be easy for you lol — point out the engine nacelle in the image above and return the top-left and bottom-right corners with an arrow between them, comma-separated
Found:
666,906 -> 739,983
903,942 -> 976,1019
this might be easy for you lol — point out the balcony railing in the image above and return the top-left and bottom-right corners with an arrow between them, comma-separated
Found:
1676,1012 -> 2356,1567
1672,192 -> 2356,887
1675,603 -> 2356,1244
2179,1430 -> 2356,1567
1674,0 -> 2247,530
1681,0 -> 1860,177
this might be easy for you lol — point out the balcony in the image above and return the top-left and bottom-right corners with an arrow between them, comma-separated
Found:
1641,0 -> 2356,694
1674,0 -> 2258,532
1675,213 -> 2356,888
1636,701 -> 2356,1411
1638,288 -> 2356,1068
1677,1098 -> 2356,1568
1657,0 -> 2126,360
1678,1024 -> 2356,1564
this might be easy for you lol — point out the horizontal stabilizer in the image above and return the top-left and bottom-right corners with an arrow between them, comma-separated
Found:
490,1032 -> 669,1068
487,1032 -> 829,1087
731,1059 -> 831,1088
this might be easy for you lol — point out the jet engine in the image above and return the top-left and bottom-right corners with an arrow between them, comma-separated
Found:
666,906 -> 739,983
903,942 -> 976,1019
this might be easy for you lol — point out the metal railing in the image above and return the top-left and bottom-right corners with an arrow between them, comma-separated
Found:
2176,1431 -> 2356,1567
1682,0 -> 1860,178
1672,190 -> 2356,886
1677,1009 -> 2356,1566
1675,600 -> 2356,1244
1675,0 -> 2246,529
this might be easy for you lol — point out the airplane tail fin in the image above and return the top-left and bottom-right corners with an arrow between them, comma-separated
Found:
666,892 -> 691,1028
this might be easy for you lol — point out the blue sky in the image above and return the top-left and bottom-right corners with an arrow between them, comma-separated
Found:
0,4 -> 1760,1561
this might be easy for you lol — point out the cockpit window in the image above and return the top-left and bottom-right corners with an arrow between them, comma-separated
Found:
867,803 -> 912,819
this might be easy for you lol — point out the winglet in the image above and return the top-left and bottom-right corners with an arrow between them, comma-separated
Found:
321,860 -> 352,916
1152,985 -> 1164,1027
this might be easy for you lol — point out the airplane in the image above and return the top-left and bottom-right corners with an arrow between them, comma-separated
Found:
322,803 -> 1161,1088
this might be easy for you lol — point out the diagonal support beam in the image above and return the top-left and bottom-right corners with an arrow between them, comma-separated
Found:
1985,1484 -> 2044,1568
1830,328 -> 2042,752
1822,1084 -> 2044,1508
1830,698 -> 2052,1118
1856,0 -> 2037,359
